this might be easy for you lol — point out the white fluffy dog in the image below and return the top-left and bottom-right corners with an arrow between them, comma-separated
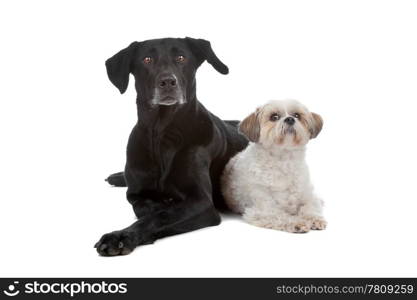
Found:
221,100 -> 326,233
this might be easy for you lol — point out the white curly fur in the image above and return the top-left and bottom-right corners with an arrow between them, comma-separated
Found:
221,100 -> 326,233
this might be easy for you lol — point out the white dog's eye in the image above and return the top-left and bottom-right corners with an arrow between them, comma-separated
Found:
293,113 -> 300,119
270,113 -> 280,121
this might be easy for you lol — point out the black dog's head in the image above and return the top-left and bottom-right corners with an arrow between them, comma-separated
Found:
105,37 -> 228,106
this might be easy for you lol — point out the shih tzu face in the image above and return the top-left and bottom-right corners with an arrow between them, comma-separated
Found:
239,100 -> 323,148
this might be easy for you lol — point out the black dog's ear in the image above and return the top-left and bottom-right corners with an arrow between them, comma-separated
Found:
105,42 -> 139,94
185,37 -> 229,74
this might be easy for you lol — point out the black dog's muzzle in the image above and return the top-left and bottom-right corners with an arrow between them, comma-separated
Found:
153,73 -> 185,106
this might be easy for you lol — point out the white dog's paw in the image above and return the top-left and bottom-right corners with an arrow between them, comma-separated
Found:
288,222 -> 311,233
310,218 -> 327,230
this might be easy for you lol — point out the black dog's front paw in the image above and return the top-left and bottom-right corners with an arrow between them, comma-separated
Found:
94,230 -> 137,256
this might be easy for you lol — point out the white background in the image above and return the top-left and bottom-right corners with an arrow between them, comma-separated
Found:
1,0 -> 416,277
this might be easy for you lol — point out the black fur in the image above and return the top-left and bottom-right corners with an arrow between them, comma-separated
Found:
95,37 -> 248,256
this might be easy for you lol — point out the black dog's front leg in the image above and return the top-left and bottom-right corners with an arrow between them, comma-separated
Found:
94,197 -> 220,256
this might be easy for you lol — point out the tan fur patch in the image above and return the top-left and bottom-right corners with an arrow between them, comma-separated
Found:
260,117 -> 278,144
298,113 -> 310,132
239,109 -> 261,142
310,113 -> 323,139
298,112 -> 323,139
293,132 -> 302,145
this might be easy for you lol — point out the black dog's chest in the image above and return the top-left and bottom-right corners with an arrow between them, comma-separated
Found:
151,130 -> 183,179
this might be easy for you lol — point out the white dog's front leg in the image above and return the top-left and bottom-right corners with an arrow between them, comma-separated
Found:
242,206 -> 312,233
298,198 -> 327,230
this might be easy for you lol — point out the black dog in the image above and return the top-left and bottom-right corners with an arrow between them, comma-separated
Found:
95,37 -> 248,256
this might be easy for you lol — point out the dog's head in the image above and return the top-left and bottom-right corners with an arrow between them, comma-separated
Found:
105,37 -> 228,106
239,100 -> 323,148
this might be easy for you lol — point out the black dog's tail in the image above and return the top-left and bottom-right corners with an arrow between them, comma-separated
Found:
105,120 -> 241,187
105,171 -> 127,187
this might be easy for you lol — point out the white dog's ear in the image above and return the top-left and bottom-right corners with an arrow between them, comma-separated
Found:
309,112 -> 323,139
239,108 -> 261,142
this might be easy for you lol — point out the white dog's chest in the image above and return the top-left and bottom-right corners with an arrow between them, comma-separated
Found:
249,158 -> 309,212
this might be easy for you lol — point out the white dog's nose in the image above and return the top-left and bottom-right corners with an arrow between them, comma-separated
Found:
284,117 -> 295,125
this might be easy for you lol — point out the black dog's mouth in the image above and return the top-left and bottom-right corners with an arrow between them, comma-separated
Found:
159,96 -> 178,105
152,91 -> 186,106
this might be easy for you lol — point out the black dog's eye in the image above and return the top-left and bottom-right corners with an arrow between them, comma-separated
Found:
143,57 -> 153,64
270,113 -> 280,121
293,113 -> 300,119
176,55 -> 186,63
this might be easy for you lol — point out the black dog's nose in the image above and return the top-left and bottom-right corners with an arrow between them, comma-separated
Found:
284,117 -> 295,125
159,75 -> 177,88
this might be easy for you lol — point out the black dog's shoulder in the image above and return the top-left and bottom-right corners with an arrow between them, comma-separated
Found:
207,110 -> 248,156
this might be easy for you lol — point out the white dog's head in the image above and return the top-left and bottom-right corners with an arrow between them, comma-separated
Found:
239,99 -> 323,148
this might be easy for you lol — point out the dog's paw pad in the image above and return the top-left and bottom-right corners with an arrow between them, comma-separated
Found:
94,231 -> 136,256
311,219 -> 327,230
